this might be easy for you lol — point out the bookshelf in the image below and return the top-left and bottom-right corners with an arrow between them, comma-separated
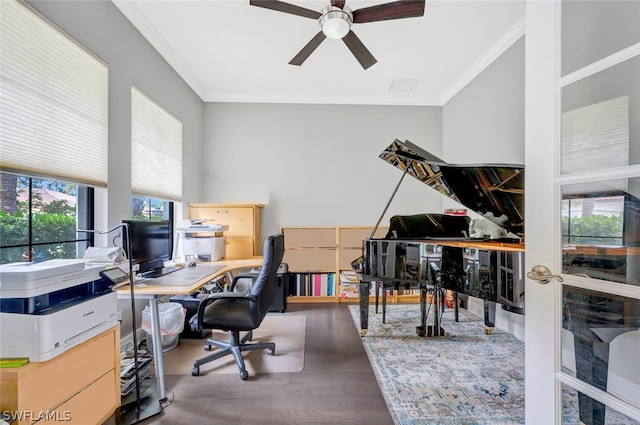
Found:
282,226 -> 337,303
281,226 -> 413,304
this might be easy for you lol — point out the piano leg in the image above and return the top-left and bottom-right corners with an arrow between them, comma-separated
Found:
484,300 -> 496,335
454,292 -> 459,322
428,288 -> 446,337
416,284 -> 427,337
574,333 -> 609,425
382,284 -> 388,323
359,281 -> 370,336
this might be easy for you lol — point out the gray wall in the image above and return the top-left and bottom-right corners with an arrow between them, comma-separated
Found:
202,103 -> 444,238
27,0 -> 204,342
443,37 -> 525,165
442,37 -> 525,339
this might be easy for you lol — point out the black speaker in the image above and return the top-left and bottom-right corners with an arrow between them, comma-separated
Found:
169,294 -> 212,339
236,264 -> 288,313
269,272 -> 288,313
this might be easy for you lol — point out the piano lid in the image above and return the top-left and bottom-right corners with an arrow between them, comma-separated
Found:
380,139 -> 524,235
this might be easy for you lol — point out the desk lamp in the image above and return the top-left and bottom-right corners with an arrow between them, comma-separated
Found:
77,223 -> 162,424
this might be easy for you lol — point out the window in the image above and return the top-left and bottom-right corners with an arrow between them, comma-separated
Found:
0,0 -> 108,186
131,86 -> 182,201
0,172 -> 93,263
0,0 -> 104,264
562,195 -> 624,246
131,196 -> 173,222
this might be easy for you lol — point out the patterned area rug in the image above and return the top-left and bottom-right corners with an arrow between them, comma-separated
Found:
348,304 -> 525,425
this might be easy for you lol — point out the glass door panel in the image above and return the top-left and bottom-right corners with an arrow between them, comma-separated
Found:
561,178 -> 640,285
562,383 -> 640,425
561,1 -> 640,76
558,3 -> 640,423
561,55 -> 640,171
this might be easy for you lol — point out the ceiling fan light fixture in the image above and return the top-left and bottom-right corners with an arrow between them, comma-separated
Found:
319,5 -> 352,39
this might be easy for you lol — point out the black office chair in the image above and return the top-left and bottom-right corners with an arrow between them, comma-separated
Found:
189,233 -> 285,380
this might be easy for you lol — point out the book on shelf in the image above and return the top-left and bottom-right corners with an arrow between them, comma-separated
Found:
0,357 -> 29,368
288,272 -> 336,296
339,270 -> 359,284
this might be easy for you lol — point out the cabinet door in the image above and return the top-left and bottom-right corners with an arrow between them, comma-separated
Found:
283,227 -> 336,248
339,227 -> 387,248
225,237 -> 254,259
338,247 -> 363,270
190,206 -> 255,237
284,249 -> 336,272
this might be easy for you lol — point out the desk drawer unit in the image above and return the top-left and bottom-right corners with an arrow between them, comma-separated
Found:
0,325 -> 120,425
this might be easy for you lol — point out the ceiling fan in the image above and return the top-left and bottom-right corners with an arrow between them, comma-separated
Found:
249,0 -> 425,70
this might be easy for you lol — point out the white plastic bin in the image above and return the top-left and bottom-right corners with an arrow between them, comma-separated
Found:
142,302 -> 186,353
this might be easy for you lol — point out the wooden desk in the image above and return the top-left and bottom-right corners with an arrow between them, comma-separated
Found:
115,258 -> 263,400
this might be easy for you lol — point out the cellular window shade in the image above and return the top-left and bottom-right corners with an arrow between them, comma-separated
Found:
0,0 -> 108,186
561,96 -> 629,175
131,86 -> 182,201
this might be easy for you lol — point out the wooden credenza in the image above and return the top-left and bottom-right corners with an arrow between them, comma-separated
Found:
0,324 -> 120,425
189,203 -> 263,259
281,226 -> 388,303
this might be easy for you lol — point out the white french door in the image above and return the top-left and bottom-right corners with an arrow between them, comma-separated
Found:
525,1 -> 640,424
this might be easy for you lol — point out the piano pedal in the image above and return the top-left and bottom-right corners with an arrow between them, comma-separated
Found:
425,326 -> 446,337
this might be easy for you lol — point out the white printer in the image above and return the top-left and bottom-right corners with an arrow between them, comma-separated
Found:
177,220 -> 229,261
0,259 -> 119,362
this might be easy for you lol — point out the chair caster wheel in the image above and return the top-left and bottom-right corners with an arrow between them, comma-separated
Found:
204,345 -> 212,351
267,348 -> 275,356
191,366 -> 200,376
240,370 -> 249,380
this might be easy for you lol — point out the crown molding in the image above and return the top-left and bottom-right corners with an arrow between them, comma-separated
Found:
439,15 -> 525,105
112,0 -> 206,100
203,93 -> 444,106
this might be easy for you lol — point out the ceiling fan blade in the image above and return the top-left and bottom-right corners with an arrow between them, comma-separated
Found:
331,0 -> 346,8
352,0 -> 425,23
289,31 -> 327,66
342,30 -> 377,70
249,0 -> 321,19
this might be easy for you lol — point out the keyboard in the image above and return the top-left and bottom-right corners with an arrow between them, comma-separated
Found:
140,266 -> 180,279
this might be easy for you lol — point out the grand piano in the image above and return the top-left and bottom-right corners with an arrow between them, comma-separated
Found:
354,139 -> 640,425
353,139 -> 525,337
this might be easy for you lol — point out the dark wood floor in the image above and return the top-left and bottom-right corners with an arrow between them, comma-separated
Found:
111,303 -> 394,425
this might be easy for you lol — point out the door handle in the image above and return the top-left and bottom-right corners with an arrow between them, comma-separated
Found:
526,265 -> 564,284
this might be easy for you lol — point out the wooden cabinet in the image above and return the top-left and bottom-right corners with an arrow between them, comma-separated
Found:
283,227 -> 336,272
189,203 -> 263,259
282,227 -> 337,302
0,325 -> 120,425
281,226 -> 390,304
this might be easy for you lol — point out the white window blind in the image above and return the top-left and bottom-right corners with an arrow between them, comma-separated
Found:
0,0 -> 108,186
561,96 -> 629,175
131,86 -> 182,201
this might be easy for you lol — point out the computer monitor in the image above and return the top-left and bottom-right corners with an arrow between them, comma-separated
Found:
122,220 -> 173,273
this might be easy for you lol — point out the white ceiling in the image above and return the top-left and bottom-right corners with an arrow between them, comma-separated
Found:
113,0 -> 525,106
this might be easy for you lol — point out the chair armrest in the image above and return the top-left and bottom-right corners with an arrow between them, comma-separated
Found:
229,273 -> 258,292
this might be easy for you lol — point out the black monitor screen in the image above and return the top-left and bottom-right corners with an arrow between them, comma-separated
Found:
122,220 -> 172,272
